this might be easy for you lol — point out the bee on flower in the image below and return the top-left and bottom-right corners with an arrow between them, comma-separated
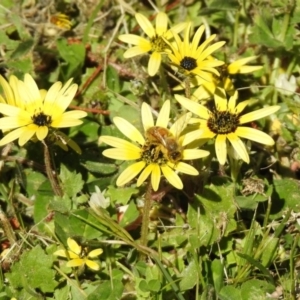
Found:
118,12 -> 186,76
99,100 -> 209,191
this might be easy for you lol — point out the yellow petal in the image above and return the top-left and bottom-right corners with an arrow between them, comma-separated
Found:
100,136 -> 140,151
161,165 -> 183,189
151,164 -> 161,191
66,258 -> 84,268
215,134 -> 227,165
148,52 -> 161,76
227,133 -> 249,163
137,164 -> 155,187
239,106 -> 280,124
0,75 -> 15,105
36,126 -> 48,140
156,100 -> 170,128
118,34 -> 148,45
102,148 -> 141,160
141,102 -> 154,130
117,161 -> 146,186
18,126 -> 37,146
24,74 -> 41,102
113,117 -> 145,145
228,91 -> 238,111
175,94 -> 210,119
85,259 -> 100,271
0,103 -> 21,116
175,162 -> 199,175
182,149 -> 210,160
214,88 -> 228,111
123,45 -> 151,58
191,25 -> 205,54
135,13 -> 155,38
67,238 -> 81,255
88,248 -> 103,258
235,127 -> 275,145
53,249 -> 70,258
155,12 -> 168,36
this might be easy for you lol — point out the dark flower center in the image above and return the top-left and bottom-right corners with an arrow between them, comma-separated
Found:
180,56 -> 197,71
207,109 -> 240,134
32,112 -> 52,127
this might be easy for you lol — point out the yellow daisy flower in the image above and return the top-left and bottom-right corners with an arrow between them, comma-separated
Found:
118,12 -> 186,76
192,56 -> 263,101
0,74 -> 87,146
166,23 -> 225,80
99,100 -> 209,191
54,238 -> 103,271
175,89 -> 280,165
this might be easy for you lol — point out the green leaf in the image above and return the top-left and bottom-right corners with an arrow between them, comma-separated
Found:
54,209 -> 105,241
118,200 -> 140,228
56,39 -> 86,79
236,253 -> 274,284
60,164 -> 84,198
235,195 -> 258,209
179,260 -> 198,291
106,65 -> 121,92
6,57 -> 33,76
260,236 -> 279,267
187,183 -> 237,246
54,285 -> 69,300
219,286 -> 241,300
211,259 -> 223,293
81,161 -> 118,174
9,38 -> 34,59
270,178 -> 300,218
240,279 -> 274,300
87,279 -> 123,300
107,185 -> 139,205
147,279 -> 161,292
6,245 -> 57,293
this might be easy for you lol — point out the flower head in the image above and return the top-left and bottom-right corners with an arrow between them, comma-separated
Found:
175,89 -> 280,165
99,100 -> 209,191
0,74 -> 87,146
166,23 -> 225,80
118,12 -> 186,76
54,238 -> 103,271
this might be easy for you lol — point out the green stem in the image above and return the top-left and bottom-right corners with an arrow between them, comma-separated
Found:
42,140 -> 63,197
184,76 -> 191,99
0,206 -> 16,245
140,181 -> 152,250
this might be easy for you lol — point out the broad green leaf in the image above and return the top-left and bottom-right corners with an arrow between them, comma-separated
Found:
107,185 -> 139,205
179,260 -> 198,291
219,286 -> 241,300
240,279 -> 275,300
211,259 -> 224,293
60,164 -> 84,198
6,245 -> 57,293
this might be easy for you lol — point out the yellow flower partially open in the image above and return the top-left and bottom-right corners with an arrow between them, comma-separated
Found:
0,74 -> 87,146
175,89 -> 280,165
118,12 -> 186,76
166,23 -> 225,80
54,238 -> 103,271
